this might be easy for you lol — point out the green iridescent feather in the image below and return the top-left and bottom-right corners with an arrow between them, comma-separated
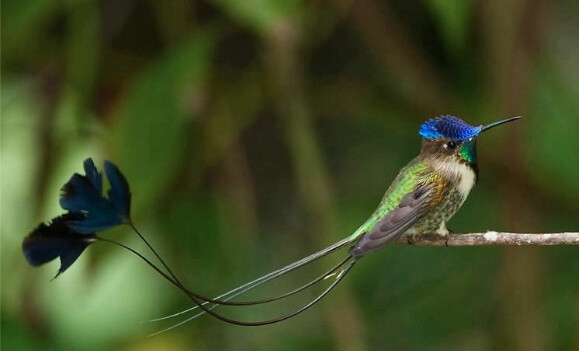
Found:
348,158 -> 442,241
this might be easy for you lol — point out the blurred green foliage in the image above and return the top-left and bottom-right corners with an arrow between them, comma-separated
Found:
2,0 -> 578,350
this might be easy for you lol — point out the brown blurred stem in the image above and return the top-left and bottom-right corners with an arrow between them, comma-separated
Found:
395,232 -> 579,246
343,0 -> 453,112
264,20 -> 366,351
480,0 -> 550,349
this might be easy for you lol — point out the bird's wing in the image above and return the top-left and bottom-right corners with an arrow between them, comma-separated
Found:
349,182 -> 434,258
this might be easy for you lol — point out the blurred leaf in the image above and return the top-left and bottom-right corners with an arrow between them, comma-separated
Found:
41,236 -> 169,349
0,80 -> 43,317
425,0 -> 472,56
1,0 -> 57,57
213,0 -> 301,33
528,65 -> 579,207
66,0 -> 100,112
112,31 -> 217,212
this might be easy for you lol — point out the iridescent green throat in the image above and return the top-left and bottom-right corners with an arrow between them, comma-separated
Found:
458,140 -> 477,164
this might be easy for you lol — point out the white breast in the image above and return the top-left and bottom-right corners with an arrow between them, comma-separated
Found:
434,160 -> 476,199
456,162 -> 476,198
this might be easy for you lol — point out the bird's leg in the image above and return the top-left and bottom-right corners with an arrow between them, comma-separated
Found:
434,222 -> 452,246
444,228 -> 455,246
403,230 -> 419,245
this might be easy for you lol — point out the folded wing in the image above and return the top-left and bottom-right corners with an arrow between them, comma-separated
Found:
350,183 -> 433,258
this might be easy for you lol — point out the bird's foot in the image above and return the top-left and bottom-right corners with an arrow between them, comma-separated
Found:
443,229 -> 454,246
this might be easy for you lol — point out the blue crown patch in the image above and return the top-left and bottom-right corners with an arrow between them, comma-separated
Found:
419,115 -> 481,141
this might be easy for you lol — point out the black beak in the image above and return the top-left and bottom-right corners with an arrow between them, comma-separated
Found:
480,116 -> 522,133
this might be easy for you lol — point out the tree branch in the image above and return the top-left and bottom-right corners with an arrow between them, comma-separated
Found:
395,232 -> 579,246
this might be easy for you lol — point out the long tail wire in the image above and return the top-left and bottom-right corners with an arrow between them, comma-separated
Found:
150,236 -> 354,315
101,226 -> 356,328
147,255 -> 352,323
148,258 -> 357,335
127,221 -> 352,308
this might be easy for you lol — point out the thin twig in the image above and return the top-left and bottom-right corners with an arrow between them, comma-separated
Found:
395,232 -> 579,246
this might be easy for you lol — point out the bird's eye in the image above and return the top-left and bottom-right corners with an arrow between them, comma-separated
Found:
445,141 -> 457,149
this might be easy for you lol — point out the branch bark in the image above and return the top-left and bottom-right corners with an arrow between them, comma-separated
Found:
395,232 -> 579,246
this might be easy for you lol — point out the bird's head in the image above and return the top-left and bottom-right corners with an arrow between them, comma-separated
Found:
418,115 -> 520,167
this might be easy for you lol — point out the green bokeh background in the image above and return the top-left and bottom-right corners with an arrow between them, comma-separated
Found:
2,0 -> 578,350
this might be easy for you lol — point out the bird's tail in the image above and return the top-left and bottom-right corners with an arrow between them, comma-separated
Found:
146,236 -> 356,333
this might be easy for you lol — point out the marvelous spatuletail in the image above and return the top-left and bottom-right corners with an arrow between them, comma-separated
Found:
22,115 -> 520,333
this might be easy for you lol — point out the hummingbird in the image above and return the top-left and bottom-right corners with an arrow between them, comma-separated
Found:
148,115 -> 521,331
21,115 -> 522,331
